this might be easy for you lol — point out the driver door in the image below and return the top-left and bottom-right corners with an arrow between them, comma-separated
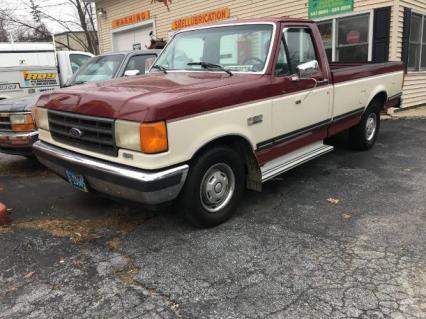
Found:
271,27 -> 332,142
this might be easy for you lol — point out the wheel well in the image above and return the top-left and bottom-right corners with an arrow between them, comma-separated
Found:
191,135 -> 262,191
370,92 -> 387,110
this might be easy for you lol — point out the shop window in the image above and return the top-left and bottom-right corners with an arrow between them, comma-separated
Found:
317,13 -> 371,62
407,13 -> 426,71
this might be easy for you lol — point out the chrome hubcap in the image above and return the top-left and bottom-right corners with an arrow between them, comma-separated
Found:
365,113 -> 377,141
200,163 -> 235,213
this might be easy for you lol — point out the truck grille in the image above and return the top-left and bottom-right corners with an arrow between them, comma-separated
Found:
48,110 -> 117,156
0,114 -> 11,131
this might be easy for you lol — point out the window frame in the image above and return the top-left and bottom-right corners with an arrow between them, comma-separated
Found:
273,26 -> 323,78
407,12 -> 426,73
315,10 -> 374,62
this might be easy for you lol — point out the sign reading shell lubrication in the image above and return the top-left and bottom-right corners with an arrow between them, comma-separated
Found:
172,7 -> 231,30
112,11 -> 151,29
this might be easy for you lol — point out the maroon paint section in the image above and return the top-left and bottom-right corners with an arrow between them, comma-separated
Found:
35,19 -> 403,126
256,127 -> 328,166
331,62 -> 404,84
328,116 -> 361,136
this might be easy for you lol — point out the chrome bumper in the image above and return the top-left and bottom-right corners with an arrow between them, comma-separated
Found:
0,131 -> 38,155
33,141 -> 189,205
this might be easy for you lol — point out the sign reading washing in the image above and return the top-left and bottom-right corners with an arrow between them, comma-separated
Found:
172,7 -> 231,30
308,0 -> 353,18
112,11 -> 151,29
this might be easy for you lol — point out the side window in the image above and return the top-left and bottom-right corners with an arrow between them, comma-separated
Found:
284,28 -> 318,72
69,54 -> 91,73
275,39 -> 290,76
125,54 -> 157,74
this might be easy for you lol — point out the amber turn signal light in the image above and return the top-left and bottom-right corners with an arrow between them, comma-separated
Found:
139,121 -> 168,154
10,114 -> 35,132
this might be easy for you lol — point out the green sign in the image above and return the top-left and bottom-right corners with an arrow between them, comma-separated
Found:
132,43 -> 142,50
309,0 -> 353,19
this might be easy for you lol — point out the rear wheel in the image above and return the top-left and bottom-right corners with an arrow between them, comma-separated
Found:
349,99 -> 381,150
180,145 -> 245,228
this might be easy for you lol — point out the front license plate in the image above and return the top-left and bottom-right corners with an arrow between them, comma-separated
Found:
65,170 -> 88,192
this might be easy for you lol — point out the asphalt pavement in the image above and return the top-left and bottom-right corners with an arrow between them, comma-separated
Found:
0,118 -> 425,318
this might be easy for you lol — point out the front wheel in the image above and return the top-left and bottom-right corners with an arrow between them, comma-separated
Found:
180,145 -> 245,228
348,100 -> 381,151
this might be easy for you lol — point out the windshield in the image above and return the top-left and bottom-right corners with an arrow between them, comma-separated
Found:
70,54 -> 125,85
154,24 -> 274,73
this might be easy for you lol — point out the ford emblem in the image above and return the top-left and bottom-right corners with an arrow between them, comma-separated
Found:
69,128 -> 83,138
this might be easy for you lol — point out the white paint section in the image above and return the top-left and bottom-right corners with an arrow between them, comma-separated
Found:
332,71 -> 404,117
271,85 -> 332,137
167,99 -> 273,165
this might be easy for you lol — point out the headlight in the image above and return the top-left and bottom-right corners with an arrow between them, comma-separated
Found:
32,107 -> 49,131
10,113 -> 35,132
115,120 -> 168,154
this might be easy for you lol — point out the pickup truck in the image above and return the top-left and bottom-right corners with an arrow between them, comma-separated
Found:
0,49 -> 160,156
32,18 -> 404,227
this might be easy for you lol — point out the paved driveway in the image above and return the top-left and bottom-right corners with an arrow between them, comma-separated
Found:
0,119 -> 425,318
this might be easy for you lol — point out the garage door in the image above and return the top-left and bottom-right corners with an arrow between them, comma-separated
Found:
112,23 -> 153,51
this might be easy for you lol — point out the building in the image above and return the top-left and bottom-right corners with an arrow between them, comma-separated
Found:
55,31 -> 99,54
93,0 -> 426,108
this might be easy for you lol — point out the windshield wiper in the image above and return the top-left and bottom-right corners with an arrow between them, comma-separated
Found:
151,65 -> 168,74
187,62 -> 233,76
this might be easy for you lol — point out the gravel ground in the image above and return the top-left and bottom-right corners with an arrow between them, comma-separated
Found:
0,119 -> 425,319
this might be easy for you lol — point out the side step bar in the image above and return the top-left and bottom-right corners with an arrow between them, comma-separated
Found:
261,141 -> 334,182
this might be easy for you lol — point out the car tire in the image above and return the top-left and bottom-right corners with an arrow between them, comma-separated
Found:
180,145 -> 245,228
348,99 -> 382,151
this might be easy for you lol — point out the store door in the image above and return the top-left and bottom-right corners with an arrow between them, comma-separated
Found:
112,23 -> 153,51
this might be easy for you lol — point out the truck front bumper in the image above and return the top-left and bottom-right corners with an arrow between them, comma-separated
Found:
0,131 -> 38,156
33,141 -> 189,205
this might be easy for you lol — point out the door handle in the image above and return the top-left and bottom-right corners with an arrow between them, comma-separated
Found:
316,79 -> 329,86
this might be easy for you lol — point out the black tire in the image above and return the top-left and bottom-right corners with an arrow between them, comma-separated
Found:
348,99 -> 382,151
180,145 -> 245,228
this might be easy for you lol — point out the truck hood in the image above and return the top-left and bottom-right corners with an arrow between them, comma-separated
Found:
37,72 -> 272,122
0,95 -> 40,113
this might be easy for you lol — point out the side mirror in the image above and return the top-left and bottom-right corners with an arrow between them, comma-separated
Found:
124,70 -> 140,77
296,60 -> 319,79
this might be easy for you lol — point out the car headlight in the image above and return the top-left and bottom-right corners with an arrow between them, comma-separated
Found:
32,107 -> 49,131
10,113 -> 35,132
115,120 -> 168,154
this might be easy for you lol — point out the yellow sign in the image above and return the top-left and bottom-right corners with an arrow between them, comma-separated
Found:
23,72 -> 57,81
112,11 -> 151,29
172,7 -> 231,30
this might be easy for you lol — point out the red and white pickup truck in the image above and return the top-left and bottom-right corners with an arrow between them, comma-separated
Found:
33,18 -> 404,227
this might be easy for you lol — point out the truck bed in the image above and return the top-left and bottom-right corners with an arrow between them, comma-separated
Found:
330,61 -> 404,84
